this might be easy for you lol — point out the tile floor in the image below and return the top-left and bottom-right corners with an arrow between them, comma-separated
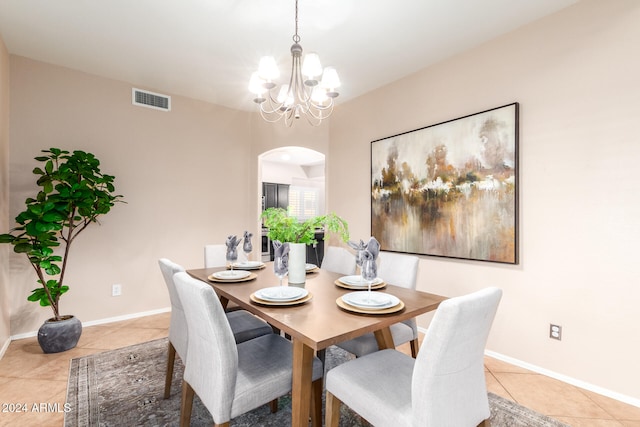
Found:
0,312 -> 639,427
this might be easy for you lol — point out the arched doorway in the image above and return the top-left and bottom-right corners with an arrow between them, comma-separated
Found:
258,146 -> 326,263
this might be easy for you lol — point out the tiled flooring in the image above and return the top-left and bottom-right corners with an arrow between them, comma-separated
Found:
0,312 -> 639,427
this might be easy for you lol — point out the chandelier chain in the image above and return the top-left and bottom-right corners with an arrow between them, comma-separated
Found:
293,0 -> 300,43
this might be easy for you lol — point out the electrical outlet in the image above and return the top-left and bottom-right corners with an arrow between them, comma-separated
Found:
549,324 -> 562,340
112,284 -> 122,297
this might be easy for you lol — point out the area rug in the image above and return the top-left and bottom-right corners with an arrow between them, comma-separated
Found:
65,338 -> 568,426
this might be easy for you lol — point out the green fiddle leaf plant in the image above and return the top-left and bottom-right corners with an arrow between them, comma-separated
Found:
0,148 -> 124,321
260,207 -> 349,245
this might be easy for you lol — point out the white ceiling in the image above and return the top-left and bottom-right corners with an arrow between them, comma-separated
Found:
0,0 -> 578,113
261,146 -> 325,167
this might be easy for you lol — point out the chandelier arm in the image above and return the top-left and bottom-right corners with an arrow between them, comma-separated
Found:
284,106 -> 297,127
307,98 -> 335,111
259,110 -> 277,123
305,103 -> 334,121
259,94 -> 283,115
259,93 -> 289,120
259,108 -> 285,123
310,106 -> 332,119
303,111 -> 322,127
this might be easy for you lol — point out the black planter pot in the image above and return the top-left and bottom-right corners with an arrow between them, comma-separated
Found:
37,315 -> 82,354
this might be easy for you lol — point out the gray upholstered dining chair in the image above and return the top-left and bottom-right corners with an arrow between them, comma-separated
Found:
320,245 -> 356,275
336,251 -> 421,357
325,287 -> 503,427
158,258 -> 273,399
173,271 -> 325,427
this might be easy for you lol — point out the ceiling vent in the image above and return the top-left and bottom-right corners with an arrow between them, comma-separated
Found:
132,88 -> 171,112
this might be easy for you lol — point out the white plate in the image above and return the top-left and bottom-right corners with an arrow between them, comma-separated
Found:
255,286 -> 309,302
212,270 -> 251,280
342,292 -> 399,309
305,263 -> 318,271
233,261 -> 264,269
339,275 -> 384,287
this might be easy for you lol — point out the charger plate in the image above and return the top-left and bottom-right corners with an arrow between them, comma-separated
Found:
250,292 -> 313,306
342,292 -> 398,308
306,263 -> 320,274
232,261 -> 266,270
255,286 -> 308,301
336,296 -> 404,314
208,272 -> 257,283
334,280 -> 386,290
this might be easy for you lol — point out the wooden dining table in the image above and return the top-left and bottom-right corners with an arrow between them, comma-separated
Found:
187,264 -> 446,427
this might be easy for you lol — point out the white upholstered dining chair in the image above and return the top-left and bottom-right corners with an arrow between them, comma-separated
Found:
173,271 -> 325,427
320,246 -> 356,275
158,258 -> 273,399
204,244 -> 248,268
325,287 -> 503,427
336,251 -> 421,357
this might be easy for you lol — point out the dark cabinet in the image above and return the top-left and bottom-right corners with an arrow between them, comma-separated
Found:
262,182 -> 324,265
306,232 -> 325,266
262,182 -> 289,210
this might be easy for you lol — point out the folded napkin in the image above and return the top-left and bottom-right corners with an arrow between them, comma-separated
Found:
365,237 -> 380,261
272,240 -> 289,259
347,239 -> 366,266
272,240 -> 289,269
361,249 -> 378,279
226,235 -> 240,260
242,230 -> 253,253
348,237 -> 380,264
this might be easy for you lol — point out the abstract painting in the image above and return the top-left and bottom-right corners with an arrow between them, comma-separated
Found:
371,103 -> 519,264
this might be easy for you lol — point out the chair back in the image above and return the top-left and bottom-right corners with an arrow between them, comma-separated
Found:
158,258 -> 188,358
321,246 -> 356,275
173,271 -> 239,422
204,244 -> 248,268
377,252 -> 419,290
411,287 -> 502,427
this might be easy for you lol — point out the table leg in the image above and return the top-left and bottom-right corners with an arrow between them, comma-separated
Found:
291,338 -> 314,427
218,295 -> 229,310
373,326 -> 394,350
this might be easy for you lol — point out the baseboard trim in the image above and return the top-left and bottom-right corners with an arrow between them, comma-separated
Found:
0,337 -> 10,360
414,325 -> 639,409
484,349 -> 640,409
9,307 -> 171,341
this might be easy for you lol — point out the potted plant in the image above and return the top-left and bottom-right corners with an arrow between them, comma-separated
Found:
260,207 -> 349,284
0,148 -> 124,353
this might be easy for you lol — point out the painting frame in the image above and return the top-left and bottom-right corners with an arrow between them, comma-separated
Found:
371,103 -> 519,264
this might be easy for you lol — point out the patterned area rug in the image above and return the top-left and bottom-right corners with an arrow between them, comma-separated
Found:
65,338 -> 568,426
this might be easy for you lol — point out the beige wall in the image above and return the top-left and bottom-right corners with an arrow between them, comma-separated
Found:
7,56 -> 256,334
0,35 -> 10,352
329,0 -> 640,402
5,56 -> 331,337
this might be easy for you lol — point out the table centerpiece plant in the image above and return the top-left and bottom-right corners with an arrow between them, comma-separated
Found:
260,207 -> 349,284
0,148 -> 124,353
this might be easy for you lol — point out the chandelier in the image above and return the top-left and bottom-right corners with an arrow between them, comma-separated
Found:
248,0 -> 340,126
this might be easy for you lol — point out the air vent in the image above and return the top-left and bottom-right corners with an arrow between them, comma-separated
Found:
132,88 -> 171,112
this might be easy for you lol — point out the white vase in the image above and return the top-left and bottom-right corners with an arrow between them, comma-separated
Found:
288,242 -> 306,285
